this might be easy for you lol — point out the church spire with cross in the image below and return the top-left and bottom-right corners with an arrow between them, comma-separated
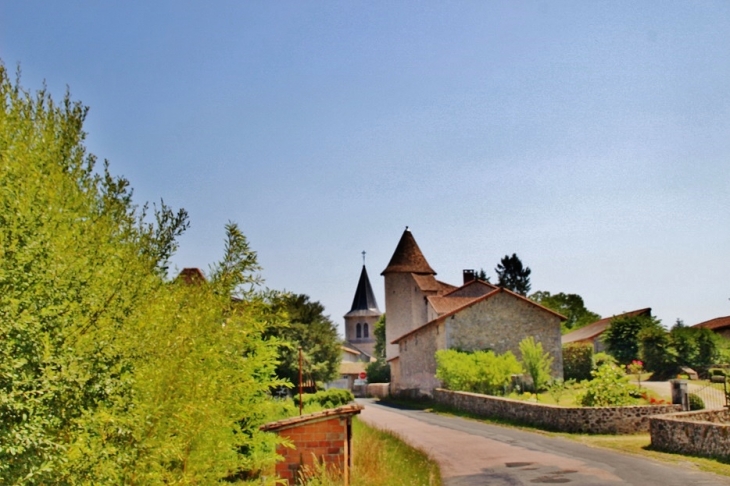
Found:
343,252 -> 381,358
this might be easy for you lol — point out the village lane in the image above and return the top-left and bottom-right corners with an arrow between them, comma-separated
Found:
356,399 -> 730,486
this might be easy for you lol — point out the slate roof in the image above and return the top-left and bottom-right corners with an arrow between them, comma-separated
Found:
692,316 -> 730,331
345,265 -> 381,317
381,228 -> 436,275
561,308 -> 652,345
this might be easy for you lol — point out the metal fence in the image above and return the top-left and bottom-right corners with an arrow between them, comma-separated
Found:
688,376 -> 729,410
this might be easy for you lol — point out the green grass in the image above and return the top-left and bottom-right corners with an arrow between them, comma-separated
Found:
350,418 -> 440,486
381,397 -> 730,478
296,417 -> 441,486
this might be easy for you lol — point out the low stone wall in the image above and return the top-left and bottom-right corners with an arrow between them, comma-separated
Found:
434,389 -> 680,434
367,383 -> 390,399
650,409 -> 730,459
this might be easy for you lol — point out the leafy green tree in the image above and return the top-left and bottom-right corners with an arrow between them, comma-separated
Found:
476,269 -> 491,282
267,293 -> 341,387
367,314 -> 390,382
365,359 -> 391,383
562,343 -> 594,381
530,291 -> 601,333
373,314 -> 386,359
638,319 -> 722,377
0,65 -> 283,483
578,363 -> 636,407
519,337 -> 554,397
435,349 -> 522,396
670,320 -> 721,369
495,253 -> 531,295
603,314 -> 662,365
638,325 -> 675,376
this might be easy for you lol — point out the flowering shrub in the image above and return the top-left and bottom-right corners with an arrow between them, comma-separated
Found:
578,363 -> 637,407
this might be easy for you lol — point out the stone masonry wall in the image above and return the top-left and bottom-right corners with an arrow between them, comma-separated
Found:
393,321 -> 446,396
435,389 -> 680,434
384,273 -> 426,360
650,409 -> 730,459
447,292 -> 564,378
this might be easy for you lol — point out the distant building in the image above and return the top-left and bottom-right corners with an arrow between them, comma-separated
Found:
692,316 -> 730,340
343,264 -> 381,358
382,228 -> 565,397
561,308 -> 652,352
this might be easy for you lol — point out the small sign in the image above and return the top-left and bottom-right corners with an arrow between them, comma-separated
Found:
359,371 -> 367,380
354,379 -> 367,386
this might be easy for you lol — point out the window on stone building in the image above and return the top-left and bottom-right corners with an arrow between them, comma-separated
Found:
356,323 -> 362,339
363,323 -> 369,338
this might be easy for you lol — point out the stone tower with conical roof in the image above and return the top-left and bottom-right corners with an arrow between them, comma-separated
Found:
343,265 -> 381,357
381,227 -> 439,360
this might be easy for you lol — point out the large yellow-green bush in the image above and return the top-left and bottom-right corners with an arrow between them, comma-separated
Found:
0,64 -> 284,484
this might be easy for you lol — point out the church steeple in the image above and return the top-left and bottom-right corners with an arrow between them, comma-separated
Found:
345,265 -> 380,317
381,227 -> 436,276
343,258 -> 381,358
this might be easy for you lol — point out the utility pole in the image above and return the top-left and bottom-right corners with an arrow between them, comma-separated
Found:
298,346 -> 303,416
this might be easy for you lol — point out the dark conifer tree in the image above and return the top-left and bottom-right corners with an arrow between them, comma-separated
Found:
495,253 -> 531,295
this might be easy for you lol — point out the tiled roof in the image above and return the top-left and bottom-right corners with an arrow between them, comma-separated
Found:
561,308 -> 652,344
443,279 -> 498,298
427,295 -> 479,315
344,265 -> 381,317
177,267 -> 205,284
340,361 -> 368,375
392,287 -> 566,344
381,228 -> 436,275
692,316 -> 730,331
412,273 -> 442,292
260,404 -> 363,432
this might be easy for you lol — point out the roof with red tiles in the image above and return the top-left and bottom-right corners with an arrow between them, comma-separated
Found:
260,404 -> 363,432
177,267 -> 206,285
427,295 -> 479,315
692,316 -> 730,331
443,279 -> 498,298
381,228 -> 436,275
392,287 -> 566,344
561,308 -> 652,344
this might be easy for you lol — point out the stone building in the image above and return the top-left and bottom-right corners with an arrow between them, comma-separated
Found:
382,228 -> 565,397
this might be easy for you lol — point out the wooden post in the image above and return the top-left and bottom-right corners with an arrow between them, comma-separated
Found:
298,346 -> 303,416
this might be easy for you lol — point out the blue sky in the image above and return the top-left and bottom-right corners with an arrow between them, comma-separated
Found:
3,1 -> 729,333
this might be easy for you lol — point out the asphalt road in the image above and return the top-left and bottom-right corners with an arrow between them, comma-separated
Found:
356,399 -> 730,486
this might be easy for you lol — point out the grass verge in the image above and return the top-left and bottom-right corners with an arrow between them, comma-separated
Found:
297,416 -> 441,486
380,397 -> 730,478
350,417 -> 440,486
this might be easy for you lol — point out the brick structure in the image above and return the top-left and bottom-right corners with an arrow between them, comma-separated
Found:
260,405 -> 363,485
